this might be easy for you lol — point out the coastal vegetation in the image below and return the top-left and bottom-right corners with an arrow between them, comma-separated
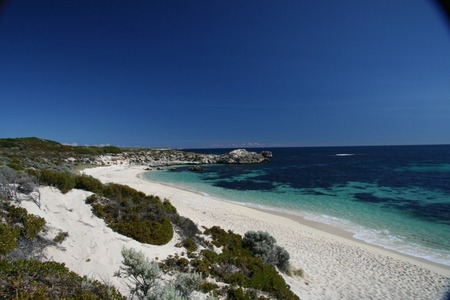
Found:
0,175 -> 124,299
115,247 -> 205,300
86,187 -> 174,245
0,137 -> 272,172
116,227 -> 299,300
0,137 -> 297,299
242,231 -> 290,273
0,259 -> 124,299
192,226 -> 298,299
0,137 -> 122,171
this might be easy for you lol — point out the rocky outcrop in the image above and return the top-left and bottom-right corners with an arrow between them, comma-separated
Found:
91,149 -> 272,167
188,165 -> 204,172
215,149 -> 271,164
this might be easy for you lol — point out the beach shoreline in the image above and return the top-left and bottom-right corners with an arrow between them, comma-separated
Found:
82,165 -> 449,299
138,168 -> 450,275
254,206 -> 450,275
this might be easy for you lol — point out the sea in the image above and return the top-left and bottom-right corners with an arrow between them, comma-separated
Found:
142,145 -> 450,267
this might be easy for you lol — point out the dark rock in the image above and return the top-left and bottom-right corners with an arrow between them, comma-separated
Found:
261,151 -> 273,159
216,149 -> 272,164
188,165 -> 204,172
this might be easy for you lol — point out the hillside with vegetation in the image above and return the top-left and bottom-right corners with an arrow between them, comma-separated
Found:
0,137 -> 272,171
0,137 -> 299,299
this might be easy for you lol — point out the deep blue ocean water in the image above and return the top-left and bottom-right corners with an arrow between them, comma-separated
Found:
143,145 -> 450,266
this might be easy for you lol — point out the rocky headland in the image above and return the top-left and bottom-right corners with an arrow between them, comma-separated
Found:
0,138 -> 272,170
94,148 -> 272,167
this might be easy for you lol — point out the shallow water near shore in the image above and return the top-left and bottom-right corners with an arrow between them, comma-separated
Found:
143,145 -> 450,267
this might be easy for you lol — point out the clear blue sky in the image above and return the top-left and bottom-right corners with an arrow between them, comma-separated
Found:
1,1 -> 449,148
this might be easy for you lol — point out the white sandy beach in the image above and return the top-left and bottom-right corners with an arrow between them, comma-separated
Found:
20,165 -> 450,299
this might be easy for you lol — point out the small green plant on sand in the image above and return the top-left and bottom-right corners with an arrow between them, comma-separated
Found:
53,231 -> 69,244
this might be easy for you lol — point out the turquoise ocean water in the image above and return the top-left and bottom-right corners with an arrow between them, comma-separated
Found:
143,145 -> 450,267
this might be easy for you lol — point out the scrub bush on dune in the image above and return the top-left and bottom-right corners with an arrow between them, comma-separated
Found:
242,231 -> 290,273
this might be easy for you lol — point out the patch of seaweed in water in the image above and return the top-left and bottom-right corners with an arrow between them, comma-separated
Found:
353,193 -> 395,204
213,179 -> 275,191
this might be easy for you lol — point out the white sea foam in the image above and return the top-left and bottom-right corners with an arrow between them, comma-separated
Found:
353,229 -> 450,267
302,212 -> 450,267
335,153 -> 354,156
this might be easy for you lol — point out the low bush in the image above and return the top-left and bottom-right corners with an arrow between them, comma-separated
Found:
242,231 -> 290,273
6,205 -> 28,223
161,254 -> 190,273
53,231 -> 69,244
204,226 -> 251,257
118,248 -> 206,300
77,145 -> 122,155
174,271 -> 202,297
183,238 -> 198,253
23,214 -> 46,240
189,227 -> 299,300
39,169 -> 76,193
6,205 -> 46,240
152,284 -> 185,300
0,223 -> 20,256
116,248 -> 162,298
7,162 -> 24,171
226,287 -> 252,300
111,217 -> 173,246
88,183 -> 174,245
162,198 -> 177,213
200,281 -> 219,293
172,215 -> 199,240
85,194 -> 98,204
0,258 -> 124,299
75,174 -> 103,194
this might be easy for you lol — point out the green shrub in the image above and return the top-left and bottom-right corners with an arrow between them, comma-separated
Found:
7,205 -> 28,223
39,169 -> 76,193
76,145 -> 122,155
183,238 -> 198,253
200,281 -> 219,293
102,183 -> 147,202
242,231 -> 290,273
87,183 -> 175,245
75,174 -> 103,193
102,146 -> 122,154
162,198 -> 177,213
204,226 -> 250,257
7,162 -> 24,171
172,215 -> 199,240
0,258 -> 124,299
23,214 -> 46,239
161,254 -> 190,273
191,227 -> 299,300
7,205 -> 46,240
85,194 -> 98,204
111,217 -> 173,245
0,223 -> 20,255
53,231 -> 69,244
227,287 -> 252,300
